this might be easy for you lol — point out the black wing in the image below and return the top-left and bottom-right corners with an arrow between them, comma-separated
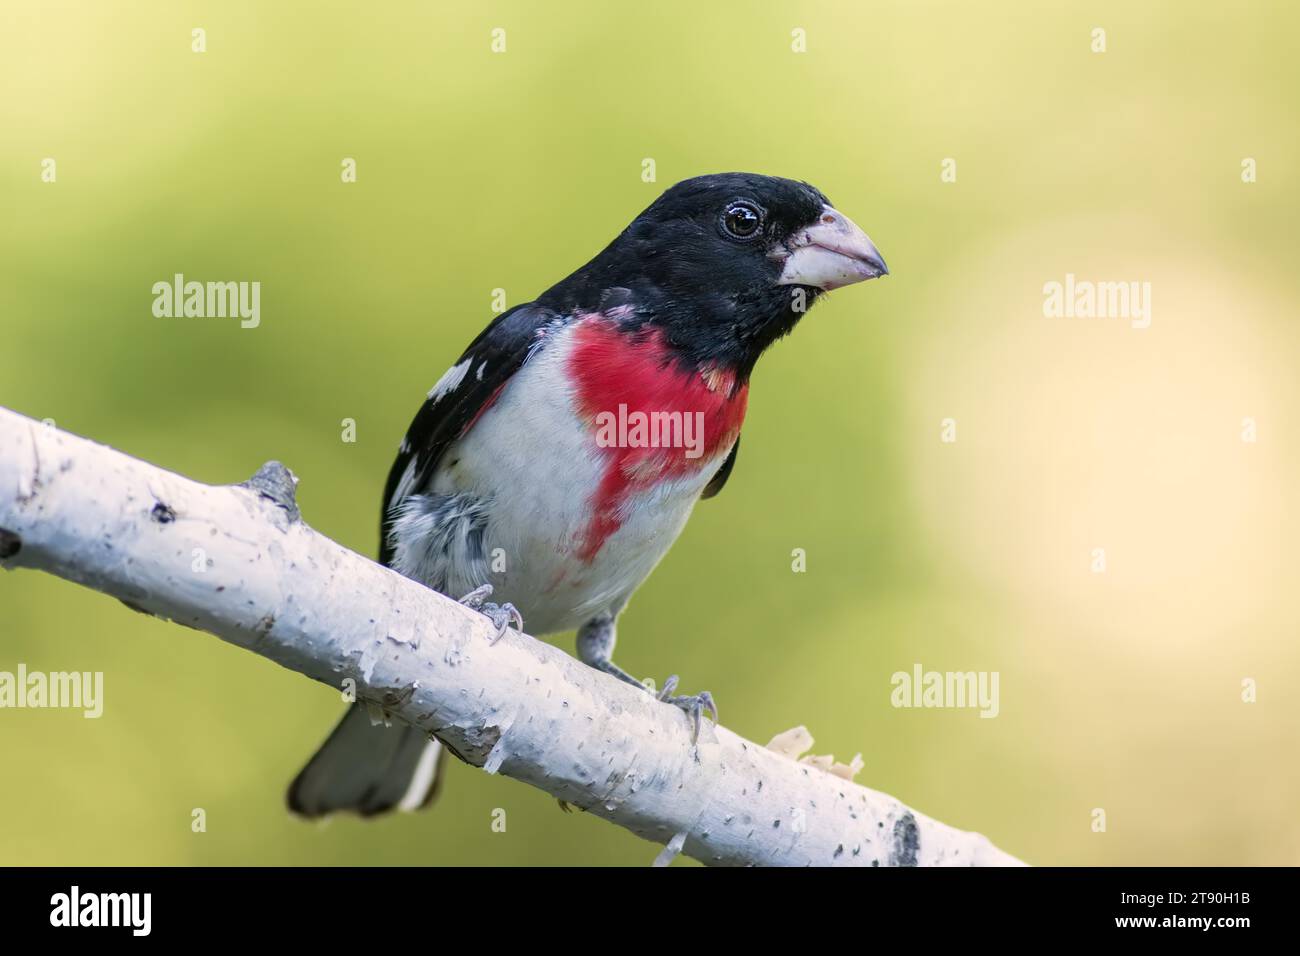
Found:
379,303 -> 565,566
701,435 -> 740,499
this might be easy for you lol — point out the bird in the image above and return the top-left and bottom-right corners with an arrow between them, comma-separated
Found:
287,172 -> 888,818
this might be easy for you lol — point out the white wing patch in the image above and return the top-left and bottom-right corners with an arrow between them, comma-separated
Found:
427,359 -> 471,402
397,739 -> 442,811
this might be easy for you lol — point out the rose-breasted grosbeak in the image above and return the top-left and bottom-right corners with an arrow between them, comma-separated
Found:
288,173 -> 887,817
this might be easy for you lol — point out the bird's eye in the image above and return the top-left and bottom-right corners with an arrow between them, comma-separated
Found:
721,201 -> 763,241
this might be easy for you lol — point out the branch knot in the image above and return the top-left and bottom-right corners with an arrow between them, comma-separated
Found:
241,461 -> 300,525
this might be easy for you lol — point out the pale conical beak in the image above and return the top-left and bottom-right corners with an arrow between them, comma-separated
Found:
774,205 -> 888,291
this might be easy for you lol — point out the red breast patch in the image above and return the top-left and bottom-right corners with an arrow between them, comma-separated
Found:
566,316 -> 748,561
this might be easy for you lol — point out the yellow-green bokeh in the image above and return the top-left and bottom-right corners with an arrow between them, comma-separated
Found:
2,1 -> 1297,865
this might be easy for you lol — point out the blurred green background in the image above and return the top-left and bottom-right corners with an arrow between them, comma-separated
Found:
2,1 -> 1297,865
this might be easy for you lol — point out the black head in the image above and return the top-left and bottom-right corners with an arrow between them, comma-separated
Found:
540,172 -> 887,378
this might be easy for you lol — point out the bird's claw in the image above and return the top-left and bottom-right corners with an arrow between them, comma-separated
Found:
457,584 -> 523,644
458,584 -> 493,609
654,674 -> 718,743
482,602 -> 523,644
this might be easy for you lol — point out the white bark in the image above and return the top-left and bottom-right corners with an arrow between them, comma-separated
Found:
0,405 -> 1024,866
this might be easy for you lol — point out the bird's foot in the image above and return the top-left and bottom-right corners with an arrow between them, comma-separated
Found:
654,674 -> 718,743
457,584 -> 523,644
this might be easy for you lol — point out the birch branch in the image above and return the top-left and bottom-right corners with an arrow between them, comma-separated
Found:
0,405 -> 1024,867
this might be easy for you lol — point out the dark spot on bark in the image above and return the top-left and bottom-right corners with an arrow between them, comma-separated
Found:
150,502 -> 176,523
0,528 -> 21,559
888,812 -> 920,867
379,684 -> 416,710
834,844 -> 844,858
442,722 -> 503,767
119,598 -> 155,617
